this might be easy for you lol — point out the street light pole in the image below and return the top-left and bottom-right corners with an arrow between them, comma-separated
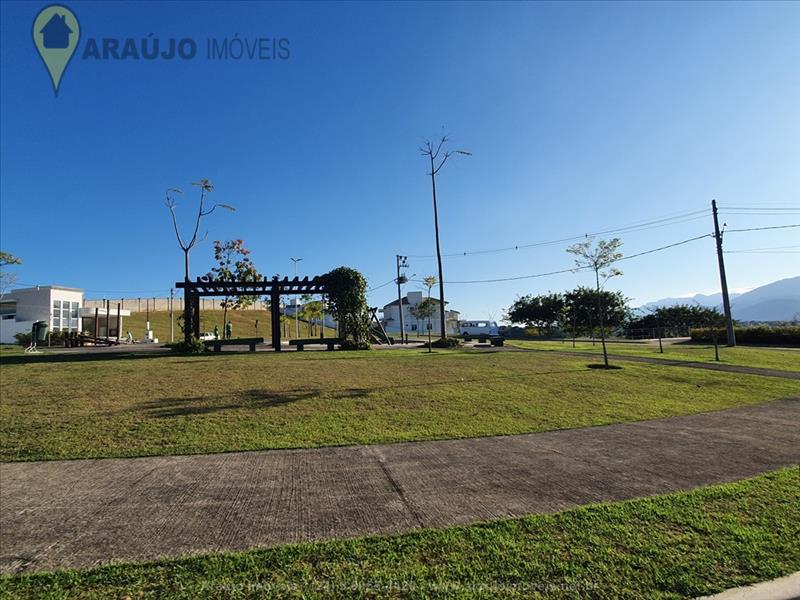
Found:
396,255 -> 408,343
290,257 -> 302,339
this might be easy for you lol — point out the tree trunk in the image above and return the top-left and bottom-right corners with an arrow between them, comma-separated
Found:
596,270 -> 609,367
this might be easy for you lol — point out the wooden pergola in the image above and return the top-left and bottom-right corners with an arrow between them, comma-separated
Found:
176,276 -> 328,350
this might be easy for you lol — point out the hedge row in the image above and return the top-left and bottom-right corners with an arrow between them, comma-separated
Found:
689,325 -> 800,346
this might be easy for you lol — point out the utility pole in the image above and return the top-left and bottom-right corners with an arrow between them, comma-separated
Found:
712,199 -> 736,347
169,288 -> 174,343
396,255 -> 408,343
290,257 -> 302,339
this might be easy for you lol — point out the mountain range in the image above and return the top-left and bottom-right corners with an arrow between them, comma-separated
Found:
640,276 -> 800,322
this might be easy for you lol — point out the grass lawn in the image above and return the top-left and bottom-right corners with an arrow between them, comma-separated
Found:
508,339 -> 800,372
2,468 -> 797,599
1,349 -> 798,461
109,309 -> 337,342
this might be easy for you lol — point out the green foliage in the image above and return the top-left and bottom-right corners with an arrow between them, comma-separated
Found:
0,250 -> 22,297
506,292 -> 566,330
320,267 -> 370,342
13,330 -> 68,347
210,239 -> 261,312
169,337 -> 206,354
410,297 -> 437,322
340,339 -> 371,351
691,325 -> 800,346
629,304 -> 724,330
566,236 -> 623,282
423,336 -> 463,348
506,287 -> 629,335
0,251 -> 22,266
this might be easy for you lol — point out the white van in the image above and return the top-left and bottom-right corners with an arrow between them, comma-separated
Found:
459,320 -> 500,337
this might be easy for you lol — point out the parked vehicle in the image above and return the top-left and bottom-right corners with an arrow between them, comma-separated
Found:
199,332 -> 216,341
459,320 -> 500,337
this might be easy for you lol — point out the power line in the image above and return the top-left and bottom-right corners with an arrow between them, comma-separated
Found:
405,208 -> 710,259
445,233 -> 712,284
616,234 -> 712,262
367,279 -> 396,293
445,266 -> 582,285
723,245 -> 800,252
725,250 -> 800,254
725,224 -> 800,233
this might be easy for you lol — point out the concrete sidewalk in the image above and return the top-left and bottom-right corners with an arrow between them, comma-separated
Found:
1,398 -> 798,574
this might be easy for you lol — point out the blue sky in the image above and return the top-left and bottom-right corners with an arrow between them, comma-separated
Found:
1,0 -> 798,319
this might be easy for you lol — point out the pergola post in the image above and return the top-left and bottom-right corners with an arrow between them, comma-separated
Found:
182,291 -> 192,344
192,293 -> 201,339
270,282 -> 281,351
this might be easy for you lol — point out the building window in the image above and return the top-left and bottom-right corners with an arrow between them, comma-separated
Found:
52,300 -> 61,331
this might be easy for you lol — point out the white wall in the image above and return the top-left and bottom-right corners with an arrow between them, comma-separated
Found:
0,287 -> 83,343
0,319 -> 35,344
381,292 -> 460,335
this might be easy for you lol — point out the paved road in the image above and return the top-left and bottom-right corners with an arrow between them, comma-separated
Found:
1,398 -> 798,574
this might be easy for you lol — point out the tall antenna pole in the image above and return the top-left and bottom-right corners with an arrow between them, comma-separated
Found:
712,199 -> 736,347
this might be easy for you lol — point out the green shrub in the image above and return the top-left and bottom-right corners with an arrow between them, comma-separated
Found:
422,337 -> 463,349
169,337 -> 207,354
13,331 -> 68,347
340,339 -> 371,351
690,325 -> 800,346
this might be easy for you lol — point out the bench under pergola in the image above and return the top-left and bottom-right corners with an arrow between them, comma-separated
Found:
176,275 -> 328,351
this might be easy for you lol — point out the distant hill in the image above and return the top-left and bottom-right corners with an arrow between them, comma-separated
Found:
731,276 -> 800,322
640,291 -> 741,312
641,276 -> 800,322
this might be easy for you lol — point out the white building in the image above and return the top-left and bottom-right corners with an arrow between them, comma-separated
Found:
380,291 -> 460,336
0,285 -> 83,344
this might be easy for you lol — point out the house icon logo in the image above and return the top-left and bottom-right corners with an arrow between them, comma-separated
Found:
32,4 -> 80,95
40,12 -> 73,49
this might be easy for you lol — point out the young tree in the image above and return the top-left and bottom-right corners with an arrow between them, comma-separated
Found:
320,267 -> 370,345
423,276 -> 438,349
564,287 -> 629,334
567,237 -> 623,367
411,298 -> 437,352
0,251 -> 22,301
210,239 -> 260,336
165,179 -> 235,342
303,298 -> 325,337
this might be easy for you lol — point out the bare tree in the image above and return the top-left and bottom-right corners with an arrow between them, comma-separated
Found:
165,179 -> 235,341
165,179 -> 235,282
419,136 -> 471,340
0,251 -> 22,301
567,237 -> 623,367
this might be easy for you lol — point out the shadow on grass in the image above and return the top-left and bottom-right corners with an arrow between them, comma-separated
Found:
139,367 -> 600,418
0,349 -> 175,366
141,388 -> 323,417
587,364 -> 624,370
